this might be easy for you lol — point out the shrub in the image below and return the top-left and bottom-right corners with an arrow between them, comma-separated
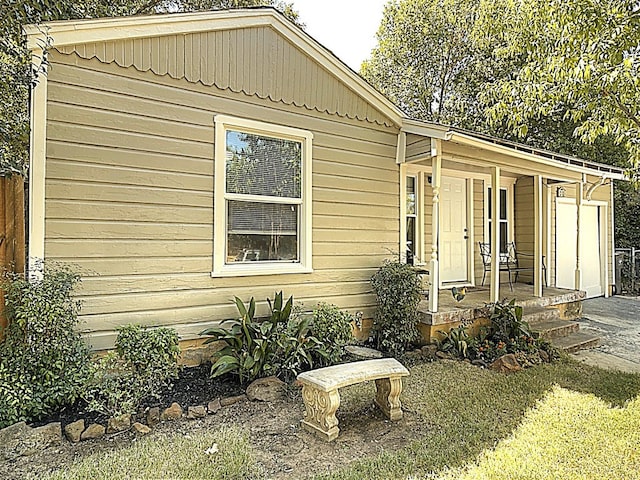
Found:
310,303 -> 354,366
83,324 -> 180,417
0,264 -> 90,428
201,292 -> 327,383
433,301 -> 558,366
371,260 -> 422,356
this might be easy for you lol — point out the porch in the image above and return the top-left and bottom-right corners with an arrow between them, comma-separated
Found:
397,121 -> 620,314
416,283 -> 587,346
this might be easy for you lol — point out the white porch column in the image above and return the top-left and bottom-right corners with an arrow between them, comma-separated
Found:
533,175 -> 543,297
575,180 -> 584,290
428,139 -> 442,312
490,167 -> 501,303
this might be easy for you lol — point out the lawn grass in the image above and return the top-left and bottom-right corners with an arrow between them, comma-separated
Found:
317,358 -> 640,479
43,426 -> 260,480
42,358 -> 640,480
435,386 -> 640,480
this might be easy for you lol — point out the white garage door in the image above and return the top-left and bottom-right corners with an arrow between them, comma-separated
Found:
556,201 -> 604,298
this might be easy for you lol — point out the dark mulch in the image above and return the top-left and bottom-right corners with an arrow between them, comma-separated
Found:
34,363 -> 244,429
144,363 -> 244,409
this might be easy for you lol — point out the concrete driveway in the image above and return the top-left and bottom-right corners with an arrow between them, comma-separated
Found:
572,296 -> 640,373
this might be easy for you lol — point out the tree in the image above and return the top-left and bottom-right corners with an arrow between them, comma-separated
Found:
0,0 -> 300,178
361,0 -> 506,128
476,0 -> 640,177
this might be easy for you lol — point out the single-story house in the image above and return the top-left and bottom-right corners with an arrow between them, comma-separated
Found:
24,8 -> 625,350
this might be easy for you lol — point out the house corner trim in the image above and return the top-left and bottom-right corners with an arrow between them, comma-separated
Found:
28,47 -> 48,274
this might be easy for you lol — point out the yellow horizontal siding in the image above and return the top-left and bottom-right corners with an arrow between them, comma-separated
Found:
45,51 -> 399,346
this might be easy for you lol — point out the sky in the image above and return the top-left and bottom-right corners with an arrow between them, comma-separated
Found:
291,0 -> 389,71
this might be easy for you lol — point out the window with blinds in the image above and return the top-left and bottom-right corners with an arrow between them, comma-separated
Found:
212,115 -> 313,276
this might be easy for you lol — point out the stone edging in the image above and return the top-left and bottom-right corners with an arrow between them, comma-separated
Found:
0,376 -> 286,461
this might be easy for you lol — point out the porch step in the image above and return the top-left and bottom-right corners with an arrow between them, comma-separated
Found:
531,318 -> 580,340
549,332 -> 600,354
522,306 -> 560,324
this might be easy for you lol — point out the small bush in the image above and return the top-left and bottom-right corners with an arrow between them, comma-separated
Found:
371,260 -> 422,356
201,292 -> 327,383
83,324 -> 180,417
0,264 -> 90,428
436,300 -> 558,366
310,303 -> 354,366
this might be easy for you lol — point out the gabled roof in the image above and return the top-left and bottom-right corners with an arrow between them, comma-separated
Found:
24,7 -> 404,127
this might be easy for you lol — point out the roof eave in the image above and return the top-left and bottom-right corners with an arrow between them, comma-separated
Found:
449,131 -> 625,179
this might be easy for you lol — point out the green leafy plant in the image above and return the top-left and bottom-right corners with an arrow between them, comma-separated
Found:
489,299 -> 529,341
467,300 -> 557,365
0,263 -> 90,428
371,260 -> 422,356
437,325 -> 470,358
272,314 -> 325,382
310,303 -> 354,366
201,292 -> 326,383
83,324 -> 180,417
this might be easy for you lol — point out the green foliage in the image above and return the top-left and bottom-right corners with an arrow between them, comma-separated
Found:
436,325 -> 469,358
371,260 -> 422,356
310,303 -> 354,366
0,264 -> 90,428
433,300 -> 556,365
476,0 -> 640,174
115,323 -> 180,391
467,300 -> 556,364
488,299 -> 527,342
83,324 -> 180,417
614,180 -> 640,249
201,292 -> 327,383
362,0 -> 495,127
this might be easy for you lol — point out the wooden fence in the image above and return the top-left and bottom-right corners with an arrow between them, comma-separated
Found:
0,176 -> 26,335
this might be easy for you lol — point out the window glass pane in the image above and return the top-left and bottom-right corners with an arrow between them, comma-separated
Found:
227,200 -> 298,262
226,130 -> 301,198
500,189 -> 507,220
406,216 -> 415,264
500,222 -> 508,253
406,177 -> 416,215
488,187 -> 492,220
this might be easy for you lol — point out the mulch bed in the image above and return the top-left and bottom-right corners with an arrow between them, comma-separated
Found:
34,363 -> 245,429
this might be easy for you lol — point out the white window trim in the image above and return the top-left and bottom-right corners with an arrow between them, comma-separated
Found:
484,179 -> 516,251
212,114 -> 313,277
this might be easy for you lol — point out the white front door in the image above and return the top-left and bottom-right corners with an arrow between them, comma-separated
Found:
556,201 -> 604,297
440,176 -> 468,283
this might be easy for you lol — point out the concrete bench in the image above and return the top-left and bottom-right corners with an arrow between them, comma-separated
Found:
297,358 -> 410,441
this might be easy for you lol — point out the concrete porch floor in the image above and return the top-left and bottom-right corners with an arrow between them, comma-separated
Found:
419,283 -> 585,327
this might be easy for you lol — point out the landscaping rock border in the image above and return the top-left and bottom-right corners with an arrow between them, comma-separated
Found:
0,377 -> 283,460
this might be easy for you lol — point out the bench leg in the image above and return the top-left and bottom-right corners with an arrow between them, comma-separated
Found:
300,385 -> 340,441
374,377 -> 404,421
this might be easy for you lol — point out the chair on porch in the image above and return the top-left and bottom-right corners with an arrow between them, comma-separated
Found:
478,242 -> 547,291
